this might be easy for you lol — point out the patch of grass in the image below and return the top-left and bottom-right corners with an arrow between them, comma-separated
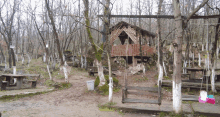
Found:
164,76 -> 171,80
58,82 -> 72,90
0,90 -> 53,102
163,86 -> 172,92
44,79 -> 55,87
113,88 -> 120,93
159,112 -> 168,117
99,108 -> 115,112
134,76 -> 148,82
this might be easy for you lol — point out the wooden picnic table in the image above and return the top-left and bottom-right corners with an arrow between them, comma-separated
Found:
0,74 -> 40,90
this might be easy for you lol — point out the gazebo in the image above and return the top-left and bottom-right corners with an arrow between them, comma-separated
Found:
109,21 -> 157,66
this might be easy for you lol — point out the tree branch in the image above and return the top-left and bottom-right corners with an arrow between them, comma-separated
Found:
186,0 -> 209,22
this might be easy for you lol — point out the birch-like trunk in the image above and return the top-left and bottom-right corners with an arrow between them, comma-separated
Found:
47,64 -> 52,80
15,54 -> 18,62
157,0 -> 163,85
27,54 -> 31,67
13,66 -> 17,84
81,56 -> 84,68
211,67 -> 216,92
22,55 -> 24,65
96,59 -> 105,86
163,61 -> 167,76
43,53 -> 46,63
173,0 -> 182,113
63,62 -> 68,83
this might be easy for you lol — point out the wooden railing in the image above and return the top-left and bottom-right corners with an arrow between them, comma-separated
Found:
111,44 -> 155,57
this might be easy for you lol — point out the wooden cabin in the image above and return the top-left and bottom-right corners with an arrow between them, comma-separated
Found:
109,21 -> 157,65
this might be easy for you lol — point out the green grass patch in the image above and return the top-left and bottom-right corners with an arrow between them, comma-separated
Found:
134,76 -> 148,82
0,90 -> 53,102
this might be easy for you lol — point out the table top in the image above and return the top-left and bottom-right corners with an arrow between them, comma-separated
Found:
1,74 -> 27,77
1,74 -> 40,77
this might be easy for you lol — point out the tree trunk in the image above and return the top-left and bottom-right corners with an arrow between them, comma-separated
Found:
45,0 -> 64,65
172,0 -> 182,113
157,0 -> 164,85
96,59 -> 105,86
210,17 -> 220,93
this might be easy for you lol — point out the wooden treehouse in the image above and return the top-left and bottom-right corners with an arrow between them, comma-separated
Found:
109,21 -> 157,65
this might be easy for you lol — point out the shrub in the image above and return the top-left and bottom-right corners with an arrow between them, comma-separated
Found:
98,84 -> 109,94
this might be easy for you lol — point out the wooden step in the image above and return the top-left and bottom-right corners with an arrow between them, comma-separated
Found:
126,86 -> 158,92
127,91 -> 159,96
122,98 -> 159,104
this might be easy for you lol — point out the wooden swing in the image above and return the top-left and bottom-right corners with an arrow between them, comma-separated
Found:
122,80 -> 162,105
120,32 -> 162,105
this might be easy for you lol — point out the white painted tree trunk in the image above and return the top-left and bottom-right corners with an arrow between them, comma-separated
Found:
202,44 -> 204,51
163,61 -> 167,76
15,54 -> 18,62
158,64 -> 163,85
211,67 -> 216,92
27,54 -> 31,67
198,53 -> 201,67
173,81 -> 182,113
5,58 -> 7,69
47,64 -> 52,80
43,53 -> 46,63
22,55 -> 24,65
63,62 -> 68,83
63,55 -> 65,62
81,56 -> 84,68
96,60 -> 105,86
207,53 -> 210,70
84,56 -> 87,69
13,66 -> 17,84
143,64 -> 146,75
108,77 -> 113,102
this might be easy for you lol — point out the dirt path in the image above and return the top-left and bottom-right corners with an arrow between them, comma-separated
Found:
1,71 -> 122,117
1,70 -> 154,117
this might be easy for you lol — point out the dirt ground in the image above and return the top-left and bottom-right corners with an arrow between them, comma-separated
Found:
1,68 -> 158,117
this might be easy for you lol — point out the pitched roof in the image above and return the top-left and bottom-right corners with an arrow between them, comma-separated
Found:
109,21 -> 156,38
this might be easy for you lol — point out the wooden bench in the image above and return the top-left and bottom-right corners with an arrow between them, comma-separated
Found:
122,81 -> 162,105
1,81 -> 8,91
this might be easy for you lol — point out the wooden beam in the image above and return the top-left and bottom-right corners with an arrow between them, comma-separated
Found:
122,98 -> 159,104
126,86 -> 158,92
97,15 -> 220,19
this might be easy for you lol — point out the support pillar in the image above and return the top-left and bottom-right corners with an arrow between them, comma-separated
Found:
133,56 -> 137,67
